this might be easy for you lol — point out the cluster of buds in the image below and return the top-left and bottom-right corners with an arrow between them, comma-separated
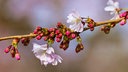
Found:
101,23 -> 116,34
119,11 -> 128,26
33,26 -> 45,40
21,37 -> 30,46
86,18 -> 96,31
75,43 -> 84,53
75,36 -> 84,53
4,39 -> 20,60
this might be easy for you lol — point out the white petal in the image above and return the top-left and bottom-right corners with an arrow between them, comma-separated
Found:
41,44 -> 48,50
114,2 -> 119,8
104,6 -> 115,11
43,61 -> 48,66
107,0 -> 114,5
72,10 -> 80,18
46,47 -> 54,54
32,43 -> 41,51
52,60 -> 58,65
56,55 -> 63,63
69,22 -> 83,32
78,23 -> 84,32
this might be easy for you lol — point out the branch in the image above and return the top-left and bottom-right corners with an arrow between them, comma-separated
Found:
84,17 -> 124,31
0,33 -> 37,41
0,18 -> 124,41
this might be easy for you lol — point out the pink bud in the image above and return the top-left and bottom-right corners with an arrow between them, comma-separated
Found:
49,32 -> 55,37
15,53 -> 20,60
58,33 -> 62,38
39,33 -> 43,37
33,30 -> 38,34
120,19 -> 126,26
55,30 -> 60,35
36,26 -> 42,31
126,15 -> 128,19
88,24 -> 94,28
119,13 -> 123,18
4,45 -> 12,53
71,33 -> 76,39
56,38 -> 61,42
57,22 -> 62,28
49,28 -> 55,32
36,35 -> 42,40
65,31 -> 71,36
43,36 -> 48,41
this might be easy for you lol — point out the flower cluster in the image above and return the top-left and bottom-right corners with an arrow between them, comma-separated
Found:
4,39 -> 20,60
3,0 -> 128,67
32,43 -> 62,66
104,0 -> 120,19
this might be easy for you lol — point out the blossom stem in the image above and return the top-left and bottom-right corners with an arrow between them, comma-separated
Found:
0,18 -> 124,41
84,18 -> 124,31
122,8 -> 128,11
0,33 -> 37,41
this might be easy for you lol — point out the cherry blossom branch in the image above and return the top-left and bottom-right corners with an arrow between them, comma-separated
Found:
84,17 -> 124,31
0,17 -> 124,41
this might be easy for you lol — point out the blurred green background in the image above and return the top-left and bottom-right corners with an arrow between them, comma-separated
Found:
0,0 -> 128,72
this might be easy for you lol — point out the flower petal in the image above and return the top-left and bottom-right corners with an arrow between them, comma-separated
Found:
52,60 -> 58,66
107,0 -> 114,6
114,2 -> 119,8
46,47 -> 55,54
104,6 -> 115,12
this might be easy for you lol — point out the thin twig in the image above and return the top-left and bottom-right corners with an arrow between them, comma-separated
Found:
84,18 -> 124,31
0,18 -> 124,41
0,33 -> 37,41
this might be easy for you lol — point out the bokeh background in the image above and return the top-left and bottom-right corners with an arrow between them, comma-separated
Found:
0,0 -> 128,72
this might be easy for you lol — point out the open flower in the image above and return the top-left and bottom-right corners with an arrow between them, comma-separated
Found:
104,0 -> 120,19
67,10 -> 84,32
32,43 -> 62,66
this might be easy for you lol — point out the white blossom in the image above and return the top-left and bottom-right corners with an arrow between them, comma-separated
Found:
32,43 -> 62,66
67,10 -> 84,32
104,0 -> 120,19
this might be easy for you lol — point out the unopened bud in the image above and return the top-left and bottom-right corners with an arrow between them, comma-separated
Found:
36,35 -> 42,40
71,33 -> 76,39
4,45 -> 12,53
56,38 -> 61,42
15,53 -> 20,60
65,30 -> 71,36
43,36 -> 49,41
120,19 -> 126,26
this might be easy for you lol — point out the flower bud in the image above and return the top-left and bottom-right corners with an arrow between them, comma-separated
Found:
75,43 -> 84,53
49,32 -> 55,38
71,33 -> 76,39
120,19 -> 126,26
56,33 -> 62,38
10,47 -> 16,58
43,36 -> 49,41
36,35 -> 42,40
88,23 -> 94,28
36,26 -> 42,31
49,28 -> 55,32
21,38 -> 30,46
33,29 -> 38,34
15,53 -> 20,60
65,30 -> 71,36
56,38 -> 61,42
55,30 -> 60,35
4,45 -> 12,53
57,22 -> 63,28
